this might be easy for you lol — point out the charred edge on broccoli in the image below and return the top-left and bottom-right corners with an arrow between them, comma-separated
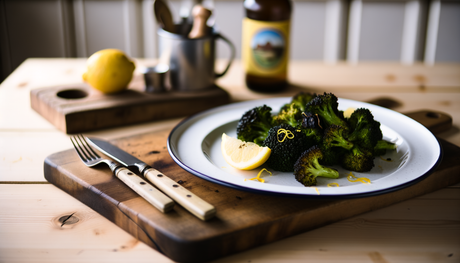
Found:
305,92 -> 349,129
236,105 -> 274,146
322,125 -> 354,150
291,92 -> 318,112
263,124 -> 313,172
273,102 -> 303,128
341,145 -> 375,172
294,145 -> 340,187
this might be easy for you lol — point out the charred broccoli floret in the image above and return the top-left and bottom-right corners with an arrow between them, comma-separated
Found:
305,92 -> 349,129
236,105 -> 275,145
347,108 -> 382,151
347,108 -> 374,129
294,146 -> 340,186
298,111 -> 323,145
341,145 -> 375,172
320,147 -> 347,166
263,124 -> 312,172
291,92 -> 317,112
319,125 -> 354,165
302,127 -> 323,146
322,125 -> 354,151
273,102 -> 303,128
373,139 -> 397,156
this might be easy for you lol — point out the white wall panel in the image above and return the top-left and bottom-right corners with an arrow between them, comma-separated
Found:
213,1 -> 244,59
142,0 -> 157,58
435,1 -> 460,63
291,1 -> 327,60
81,1 -> 127,56
324,0 -> 347,63
401,0 -> 423,64
1,0 -> 460,82
359,1 -> 406,61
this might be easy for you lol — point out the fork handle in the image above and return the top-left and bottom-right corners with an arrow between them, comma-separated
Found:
115,167 -> 175,213
144,168 -> 216,221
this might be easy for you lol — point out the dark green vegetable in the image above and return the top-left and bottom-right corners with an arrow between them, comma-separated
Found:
263,124 -> 312,172
291,92 -> 317,112
294,145 -> 340,186
373,139 -> 397,156
319,125 -> 353,165
273,102 -> 303,128
233,92 -> 397,179
304,92 -> 349,129
341,145 -> 375,172
346,108 -> 383,152
236,105 -> 274,146
322,125 -> 354,151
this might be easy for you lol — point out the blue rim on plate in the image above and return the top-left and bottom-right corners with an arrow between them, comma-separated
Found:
167,97 -> 443,199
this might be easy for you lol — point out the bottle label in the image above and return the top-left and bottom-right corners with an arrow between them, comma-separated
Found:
242,18 -> 290,77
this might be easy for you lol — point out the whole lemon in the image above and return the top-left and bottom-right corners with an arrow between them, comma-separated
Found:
82,49 -> 135,94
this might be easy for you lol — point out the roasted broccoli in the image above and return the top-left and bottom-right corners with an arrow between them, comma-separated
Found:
319,125 -> 354,165
291,92 -> 317,112
304,92 -> 349,129
273,102 -> 303,128
346,108 -> 382,151
341,145 -> 375,172
322,125 -> 354,151
294,145 -> 340,186
373,139 -> 397,156
263,124 -> 312,172
236,105 -> 275,145
233,92 -> 397,179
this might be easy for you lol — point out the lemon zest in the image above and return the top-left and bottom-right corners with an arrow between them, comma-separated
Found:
347,172 -> 371,184
245,168 -> 272,183
316,114 -> 323,129
277,128 -> 294,142
312,187 -> 320,195
327,182 -> 339,187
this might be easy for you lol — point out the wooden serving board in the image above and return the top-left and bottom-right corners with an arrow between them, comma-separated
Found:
30,83 -> 230,134
44,111 -> 460,263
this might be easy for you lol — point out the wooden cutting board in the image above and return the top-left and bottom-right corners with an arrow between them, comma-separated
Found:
44,110 -> 460,263
30,83 -> 230,134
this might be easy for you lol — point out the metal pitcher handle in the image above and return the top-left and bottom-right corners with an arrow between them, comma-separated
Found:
214,33 -> 235,78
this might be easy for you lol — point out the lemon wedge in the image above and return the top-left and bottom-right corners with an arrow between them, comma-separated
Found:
343,107 -> 356,118
221,133 -> 271,170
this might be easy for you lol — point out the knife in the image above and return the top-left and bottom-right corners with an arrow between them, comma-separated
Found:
87,137 -> 216,221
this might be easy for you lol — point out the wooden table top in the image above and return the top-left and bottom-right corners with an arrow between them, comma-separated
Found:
1,58 -> 459,263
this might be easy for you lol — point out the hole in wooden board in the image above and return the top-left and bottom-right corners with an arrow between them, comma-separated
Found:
57,89 -> 88,99
426,112 -> 441,119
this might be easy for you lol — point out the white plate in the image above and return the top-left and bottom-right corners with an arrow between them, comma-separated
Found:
167,97 -> 442,198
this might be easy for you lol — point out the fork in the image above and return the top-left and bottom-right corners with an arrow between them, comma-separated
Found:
70,134 -> 175,213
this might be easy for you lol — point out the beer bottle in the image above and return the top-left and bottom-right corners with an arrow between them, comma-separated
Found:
242,0 -> 292,92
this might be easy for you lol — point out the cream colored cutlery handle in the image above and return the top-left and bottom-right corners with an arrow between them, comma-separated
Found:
144,168 -> 216,221
115,167 -> 175,213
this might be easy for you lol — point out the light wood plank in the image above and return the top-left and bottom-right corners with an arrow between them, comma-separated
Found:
0,184 -> 173,263
1,184 -> 458,263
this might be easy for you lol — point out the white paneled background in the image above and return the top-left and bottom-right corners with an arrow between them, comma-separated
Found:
1,0 -> 459,81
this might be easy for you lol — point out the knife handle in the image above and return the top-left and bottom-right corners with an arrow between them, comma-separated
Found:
144,168 -> 216,221
115,167 -> 175,213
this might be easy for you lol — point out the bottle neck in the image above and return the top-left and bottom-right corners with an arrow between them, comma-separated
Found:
244,0 -> 291,21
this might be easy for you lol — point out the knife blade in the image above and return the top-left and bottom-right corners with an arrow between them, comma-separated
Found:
87,137 -> 216,221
